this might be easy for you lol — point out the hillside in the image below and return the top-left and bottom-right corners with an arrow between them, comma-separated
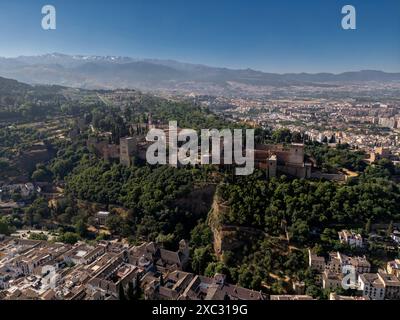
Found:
0,76 -> 103,122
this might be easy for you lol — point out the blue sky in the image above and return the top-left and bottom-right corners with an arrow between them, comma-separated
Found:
0,0 -> 399,73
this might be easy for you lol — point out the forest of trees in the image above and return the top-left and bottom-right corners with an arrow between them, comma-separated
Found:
306,142 -> 367,173
204,160 -> 400,294
217,169 -> 400,244
0,76 -> 104,121
62,155 -> 211,243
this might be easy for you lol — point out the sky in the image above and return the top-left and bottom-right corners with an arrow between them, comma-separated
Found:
0,0 -> 399,73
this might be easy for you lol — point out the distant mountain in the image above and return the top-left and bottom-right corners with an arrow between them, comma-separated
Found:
0,53 -> 399,92
11,53 -> 137,67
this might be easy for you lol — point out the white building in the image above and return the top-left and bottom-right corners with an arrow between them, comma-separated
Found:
96,211 -> 110,226
390,230 -> 400,245
358,273 -> 385,300
378,271 -> 400,300
338,230 -> 363,248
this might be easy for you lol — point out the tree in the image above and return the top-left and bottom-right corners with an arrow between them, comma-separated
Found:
312,244 -> 324,257
28,233 -> 48,241
0,159 -> 10,171
155,233 -> 175,249
134,275 -> 144,300
289,221 -> 310,244
364,165 -> 391,179
272,128 -> 292,143
105,215 -> 124,235
31,166 -> 53,182
376,159 -> 396,175
205,262 -> 231,279
306,285 -> 323,299
270,280 -> 285,294
127,282 -> 135,300
75,219 -> 88,238
387,221 -> 394,237
190,222 -> 213,248
251,275 -> 262,290
365,219 -> 372,235
191,246 -> 214,275
238,267 -> 253,289
23,197 -> 51,227
321,228 -> 337,244
51,159 -> 74,180
119,284 -> 127,301
0,217 -> 15,236
57,232 -> 79,244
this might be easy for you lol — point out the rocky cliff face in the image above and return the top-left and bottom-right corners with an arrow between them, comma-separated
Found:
173,184 -> 216,217
208,195 -> 266,259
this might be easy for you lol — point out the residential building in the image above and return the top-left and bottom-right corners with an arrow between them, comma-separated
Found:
308,249 -> 326,272
322,270 -> 343,290
358,273 -> 385,300
329,293 -> 369,300
179,273 -> 265,300
377,271 -> 400,300
338,230 -> 363,247
387,259 -> 400,278
270,295 -> 313,300
337,252 -> 371,274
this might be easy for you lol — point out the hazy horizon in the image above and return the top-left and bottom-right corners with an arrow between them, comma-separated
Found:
1,52 -> 400,75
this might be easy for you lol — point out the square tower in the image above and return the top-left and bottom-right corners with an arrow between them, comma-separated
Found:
120,137 -> 137,167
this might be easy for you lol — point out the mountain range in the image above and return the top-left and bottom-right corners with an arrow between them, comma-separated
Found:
0,53 -> 399,93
